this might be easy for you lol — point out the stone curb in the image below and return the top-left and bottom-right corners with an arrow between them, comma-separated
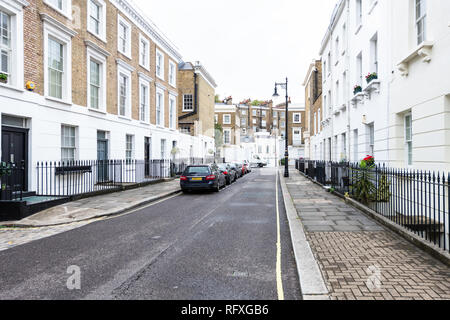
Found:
0,188 -> 182,228
278,170 -> 330,300
298,171 -> 450,267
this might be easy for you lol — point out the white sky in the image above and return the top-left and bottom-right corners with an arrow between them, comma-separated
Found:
133,0 -> 338,104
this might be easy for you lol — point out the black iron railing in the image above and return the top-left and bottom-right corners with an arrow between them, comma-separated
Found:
36,159 -> 171,197
0,162 -> 24,201
296,159 -> 450,252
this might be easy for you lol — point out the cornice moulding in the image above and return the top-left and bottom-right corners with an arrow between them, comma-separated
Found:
85,40 -> 110,57
116,58 -> 135,72
40,13 -> 78,37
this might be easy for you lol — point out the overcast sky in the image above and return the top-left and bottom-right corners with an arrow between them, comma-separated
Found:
133,0 -> 337,104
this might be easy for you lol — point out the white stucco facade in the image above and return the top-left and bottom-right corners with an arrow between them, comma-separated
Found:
311,0 -> 450,172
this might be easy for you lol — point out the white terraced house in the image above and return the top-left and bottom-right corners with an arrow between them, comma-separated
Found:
312,0 -> 450,172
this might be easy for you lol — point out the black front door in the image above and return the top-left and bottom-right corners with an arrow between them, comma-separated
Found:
144,137 -> 151,177
1,126 -> 28,191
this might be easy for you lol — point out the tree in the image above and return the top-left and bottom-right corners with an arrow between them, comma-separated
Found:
251,100 -> 264,106
215,94 -> 221,103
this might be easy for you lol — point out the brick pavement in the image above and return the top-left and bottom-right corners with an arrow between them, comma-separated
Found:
285,169 -> 450,300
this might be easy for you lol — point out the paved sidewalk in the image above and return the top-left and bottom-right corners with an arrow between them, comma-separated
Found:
284,169 -> 450,300
0,179 -> 181,227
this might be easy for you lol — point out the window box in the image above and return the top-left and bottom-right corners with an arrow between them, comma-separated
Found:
365,72 -> 378,84
353,85 -> 362,95
0,73 -> 7,84
55,165 -> 92,176
397,41 -> 434,76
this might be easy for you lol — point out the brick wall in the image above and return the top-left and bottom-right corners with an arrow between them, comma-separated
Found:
23,0 -> 177,126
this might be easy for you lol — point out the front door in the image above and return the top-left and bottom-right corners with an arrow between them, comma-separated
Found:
144,137 -> 151,177
97,134 -> 109,182
1,126 -> 28,191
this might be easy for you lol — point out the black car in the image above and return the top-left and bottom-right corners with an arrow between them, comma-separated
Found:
218,163 -> 236,185
180,164 -> 226,193
228,163 -> 242,179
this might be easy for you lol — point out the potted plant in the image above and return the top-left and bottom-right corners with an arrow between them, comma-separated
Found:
352,156 -> 376,205
365,72 -> 378,84
0,162 -> 12,191
0,73 -> 8,84
353,85 -> 362,95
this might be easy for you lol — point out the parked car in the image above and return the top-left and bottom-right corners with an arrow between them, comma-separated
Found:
180,164 -> 226,193
237,162 -> 247,175
243,160 -> 252,173
229,163 -> 242,179
218,163 -> 236,185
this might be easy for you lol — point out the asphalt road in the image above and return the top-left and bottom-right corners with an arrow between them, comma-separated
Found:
0,168 -> 301,300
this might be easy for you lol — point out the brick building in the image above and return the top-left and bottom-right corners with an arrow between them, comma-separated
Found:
303,59 -> 323,160
178,61 -> 217,138
0,0 -> 216,194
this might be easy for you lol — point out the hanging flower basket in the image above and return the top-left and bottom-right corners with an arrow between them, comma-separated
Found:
365,72 -> 378,84
353,85 -> 362,95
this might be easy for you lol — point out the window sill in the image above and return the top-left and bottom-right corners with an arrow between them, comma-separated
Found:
118,50 -> 132,61
341,49 -> 346,56
156,125 -> 166,130
363,79 -> 381,95
88,107 -> 107,115
351,92 -> 366,106
139,64 -> 150,72
0,83 -> 25,93
335,60 -> 339,66
45,96 -> 72,106
182,109 -> 194,113
397,41 -> 434,76
44,1 -> 72,20
87,29 -> 107,44
355,24 -> 362,35
118,115 -> 132,121
368,0 -> 378,15
140,121 -> 150,126
156,74 -> 165,82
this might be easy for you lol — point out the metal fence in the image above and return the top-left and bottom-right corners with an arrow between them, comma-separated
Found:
0,162 -> 25,201
296,159 -> 450,252
36,159 -> 171,197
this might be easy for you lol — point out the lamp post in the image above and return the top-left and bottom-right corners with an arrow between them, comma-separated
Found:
273,78 -> 289,178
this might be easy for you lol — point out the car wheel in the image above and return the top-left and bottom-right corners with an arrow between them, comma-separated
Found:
214,183 -> 220,192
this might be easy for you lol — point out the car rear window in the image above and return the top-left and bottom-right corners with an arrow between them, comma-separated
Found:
185,166 -> 210,175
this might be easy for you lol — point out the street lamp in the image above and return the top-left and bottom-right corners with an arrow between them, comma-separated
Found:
273,77 -> 289,178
